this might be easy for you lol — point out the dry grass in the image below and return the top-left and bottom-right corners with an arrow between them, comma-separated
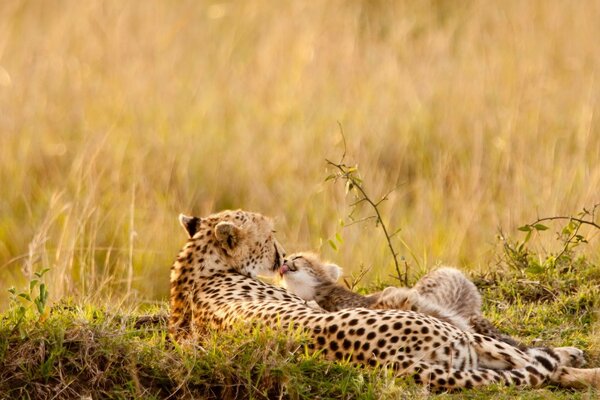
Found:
0,1 -> 599,307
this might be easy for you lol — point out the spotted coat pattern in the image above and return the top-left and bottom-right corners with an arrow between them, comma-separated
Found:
169,210 -> 600,390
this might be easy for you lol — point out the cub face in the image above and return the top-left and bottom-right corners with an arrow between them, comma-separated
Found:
279,252 -> 342,300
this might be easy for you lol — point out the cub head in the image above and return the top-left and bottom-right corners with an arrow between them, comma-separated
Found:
278,252 -> 342,301
175,209 -> 285,278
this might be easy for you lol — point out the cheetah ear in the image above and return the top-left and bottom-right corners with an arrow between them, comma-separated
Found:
324,263 -> 343,282
179,214 -> 201,238
214,221 -> 242,251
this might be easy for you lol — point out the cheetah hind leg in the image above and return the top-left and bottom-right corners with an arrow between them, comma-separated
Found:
396,359 -> 554,389
469,316 -> 588,368
469,333 -> 532,370
469,335 -> 584,372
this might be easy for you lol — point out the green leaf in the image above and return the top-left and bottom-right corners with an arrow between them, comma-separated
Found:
29,279 -> 39,291
526,264 -> 544,275
8,287 -> 16,295
325,174 -> 337,182
335,232 -> 343,244
533,224 -> 549,231
574,234 -> 588,244
518,225 -> 532,232
562,220 -> 579,235
35,299 -> 44,314
327,239 -> 338,251
39,283 -> 47,302
524,230 -> 532,244
18,293 -> 31,301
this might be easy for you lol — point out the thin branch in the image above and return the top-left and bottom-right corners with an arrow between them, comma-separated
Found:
530,215 -> 600,231
349,197 -> 368,207
377,184 -> 404,206
343,263 -> 373,290
325,158 -> 404,284
555,220 -> 582,261
375,197 -> 388,207
336,121 -> 347,165
343,215 -> 377,227
389,227 -> 403,238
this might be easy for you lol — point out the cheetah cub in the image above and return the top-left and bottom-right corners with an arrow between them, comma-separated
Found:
280,252 -> 517,345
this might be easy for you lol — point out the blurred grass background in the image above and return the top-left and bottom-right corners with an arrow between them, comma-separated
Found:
0,0 -> 599,308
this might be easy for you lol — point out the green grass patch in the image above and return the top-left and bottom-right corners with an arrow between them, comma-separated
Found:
1,245 -> 598,398
0,303 -> 424,399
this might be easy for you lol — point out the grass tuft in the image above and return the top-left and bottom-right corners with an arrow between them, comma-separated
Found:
0,304 -> 419,399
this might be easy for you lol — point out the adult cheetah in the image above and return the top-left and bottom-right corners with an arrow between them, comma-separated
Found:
169,209 -> 600,390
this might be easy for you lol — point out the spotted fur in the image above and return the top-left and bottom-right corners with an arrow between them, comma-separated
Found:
169,210 -> 600,390
280,254 -> 523,348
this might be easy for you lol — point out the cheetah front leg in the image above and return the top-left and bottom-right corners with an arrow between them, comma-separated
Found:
467,333 -> 532,370
553,366 -> 600,389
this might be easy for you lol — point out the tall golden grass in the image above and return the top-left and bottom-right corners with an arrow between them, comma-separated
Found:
0,1 -> 599,308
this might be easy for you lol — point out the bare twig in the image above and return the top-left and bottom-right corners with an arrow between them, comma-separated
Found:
529,215 -> 600,231
343,263 -> 373,291
342,215 -> 377,227
336,121 -> 347,164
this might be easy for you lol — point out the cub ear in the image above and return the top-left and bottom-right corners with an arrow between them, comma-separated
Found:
324,263 -> 343,282
179,214 -> 201,238
214,221 -> 242,251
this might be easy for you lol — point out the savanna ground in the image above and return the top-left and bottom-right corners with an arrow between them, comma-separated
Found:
0,1 -> 599,398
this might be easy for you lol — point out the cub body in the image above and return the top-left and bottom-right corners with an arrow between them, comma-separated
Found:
280,253 -> 515,344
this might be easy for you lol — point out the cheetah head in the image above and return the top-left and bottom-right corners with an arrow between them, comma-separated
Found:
279,252 -> 342,301
177,209 -> 286,278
